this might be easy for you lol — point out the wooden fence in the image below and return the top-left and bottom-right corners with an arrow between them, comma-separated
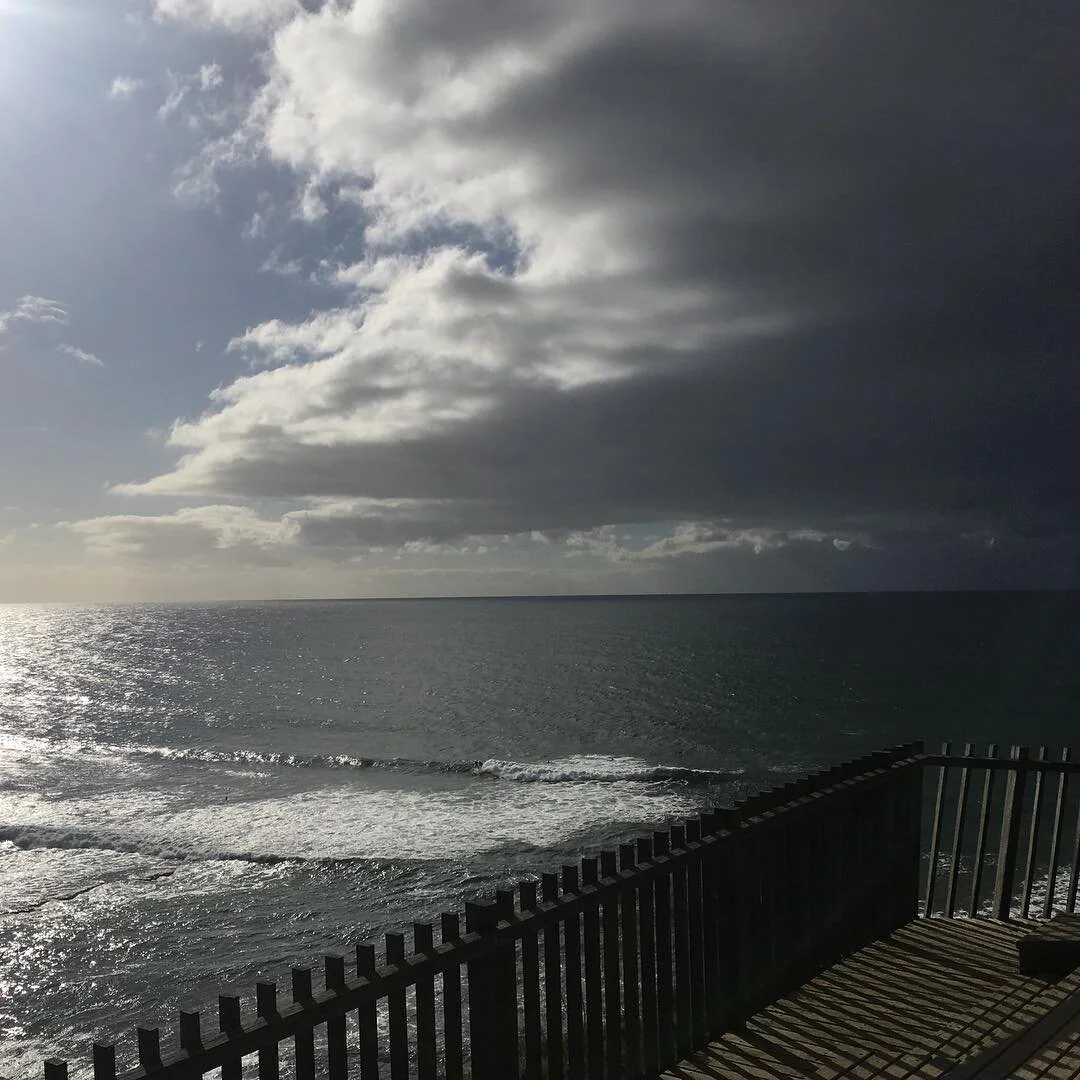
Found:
41,744 -> 924,1080
921,743 -> 1080,919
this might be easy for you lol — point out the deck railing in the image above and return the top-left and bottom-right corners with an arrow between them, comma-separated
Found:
921,743 -> 1080,919
40,744 -> 924,1080
42,740 -> 1080,1080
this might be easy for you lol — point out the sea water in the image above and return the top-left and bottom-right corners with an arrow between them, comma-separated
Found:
2,593 -> 1078,1073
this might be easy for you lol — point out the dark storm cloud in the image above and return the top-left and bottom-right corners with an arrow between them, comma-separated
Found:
156,320 -> 1080,540
119,1 -> 1080,574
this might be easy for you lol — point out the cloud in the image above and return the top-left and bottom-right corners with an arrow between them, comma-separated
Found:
118,3 -> 1080,574
563,523 -> 869,562
153,0 -> 299,34
108,76 -> 146,100
57,344 -> 104,367
65,505 -> 298,563
0,299 -> 102,368
0,295 -> 69,334
159,64 -> 227,125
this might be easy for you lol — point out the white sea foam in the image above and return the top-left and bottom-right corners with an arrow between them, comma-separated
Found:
0,767 -> 707,869
475,755 -> 742,784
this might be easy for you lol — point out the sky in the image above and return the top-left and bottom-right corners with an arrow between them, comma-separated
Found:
1,0 -> 1078,601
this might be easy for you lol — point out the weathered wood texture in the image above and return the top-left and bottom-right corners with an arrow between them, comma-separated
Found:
663,918 -> 1080,1080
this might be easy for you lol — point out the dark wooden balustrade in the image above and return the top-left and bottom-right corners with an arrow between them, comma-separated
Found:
39,740 -> 1080,1080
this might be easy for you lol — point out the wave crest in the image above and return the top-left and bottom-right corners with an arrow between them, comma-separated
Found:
475,756 -> 742,784
137,747 -> 738,785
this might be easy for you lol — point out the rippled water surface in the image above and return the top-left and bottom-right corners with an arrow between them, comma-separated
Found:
1,593 -> 1078,1073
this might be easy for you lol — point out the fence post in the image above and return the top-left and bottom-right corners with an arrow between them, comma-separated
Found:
467,897 -> 520,1080
994,746 -> 1030,920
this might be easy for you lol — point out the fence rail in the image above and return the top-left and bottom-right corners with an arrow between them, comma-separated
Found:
922,743 -> 1080,920
38,740 -> 1080,1080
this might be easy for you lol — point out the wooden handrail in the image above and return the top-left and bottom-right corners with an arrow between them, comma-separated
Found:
922,753 -> 1080,774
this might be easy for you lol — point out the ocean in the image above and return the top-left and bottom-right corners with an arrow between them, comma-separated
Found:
2,591 -> 1078,1075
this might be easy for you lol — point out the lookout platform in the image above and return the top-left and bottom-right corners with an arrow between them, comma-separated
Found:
665,918 -> 1080,1080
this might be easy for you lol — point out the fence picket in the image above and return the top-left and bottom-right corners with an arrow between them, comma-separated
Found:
561,865 -> 586,1080
541,875 -> 564,1080
255,984 -> 279,1080
137,1027 -> 161,1073
580,859 -> 604,1080
323,956 -> 347,1080
92,1043 -> 116,1080
439,915 -> 463,1080
385,935 -> 409,1080
669,825 -> 692,1060
218,997 -> 242,1080
923,741 -> 951,915
355,944 -> 380,1080
411,927 -> 436,1080
291,968 -> 315,1080
598,850 -> 623,1080
1068,794 -> 1080,914
969,744 -> 999,916
519,882 -> 544,1080
697,814 -> 721,1037
495,890 -> 521,1075
652,831 -> 676,1070
618,844 -> 642,1080
1045,748 -> 1071,917
1021,747 -> 1049,917
944,743 -> 975,917
994,746 -> 1030,919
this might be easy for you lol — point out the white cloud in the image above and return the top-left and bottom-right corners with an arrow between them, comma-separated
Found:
108,76 -> 146,100
168,98 -> 265,200
153,0 -> 299,34
63,500 -> 528,568
57,344 -> 104,367
65,505 -> 298,562
294,181 -> 328,223
159,64 -> 228,126
117,237 -> 743,498
566,522 -> 869,562
0,295 -> 69,334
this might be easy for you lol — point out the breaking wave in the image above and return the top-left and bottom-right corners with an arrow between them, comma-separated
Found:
6,735 -> 744,788
473,757 -> 743,784
137,745 -> 469,776
137,746 -> 741,785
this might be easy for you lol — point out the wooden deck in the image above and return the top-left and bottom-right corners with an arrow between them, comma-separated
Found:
663,918 -> 1080,1080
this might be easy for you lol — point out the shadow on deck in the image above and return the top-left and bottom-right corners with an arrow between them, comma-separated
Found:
664,919 -> 1080,1080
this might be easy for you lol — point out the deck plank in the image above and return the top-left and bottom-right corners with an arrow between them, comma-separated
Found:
663,919 -> 1078,1080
